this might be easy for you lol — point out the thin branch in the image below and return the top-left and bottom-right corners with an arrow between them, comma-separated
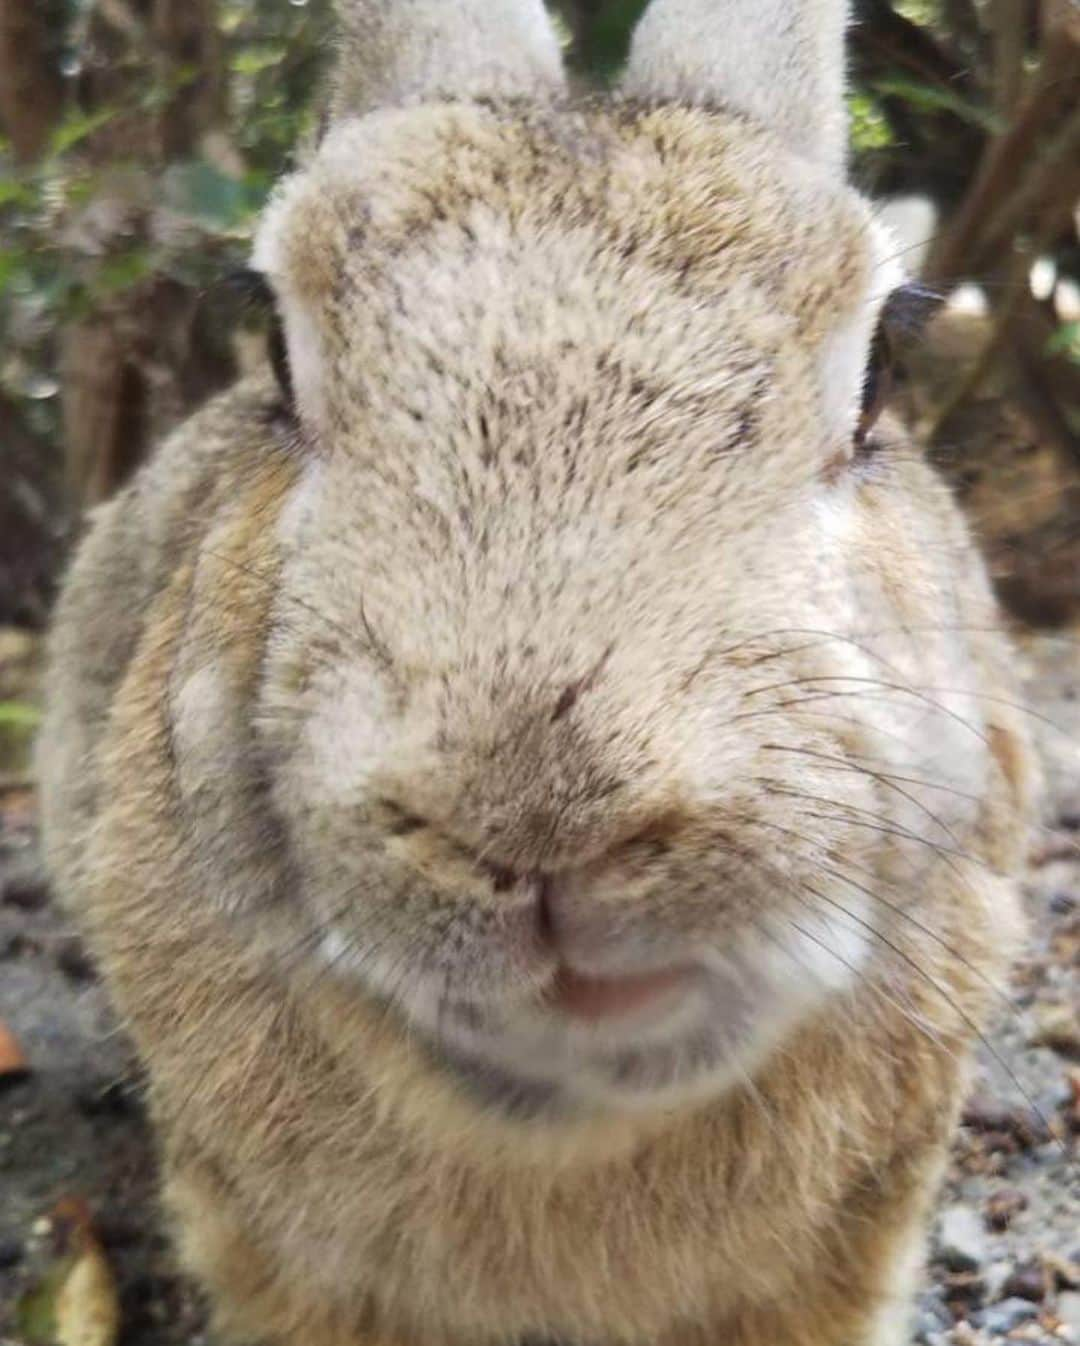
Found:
992,0 -> 1029,116
925,22 -> 1080,283
852,0 -> 977,94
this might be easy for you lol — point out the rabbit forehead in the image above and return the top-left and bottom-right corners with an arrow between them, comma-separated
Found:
255,102 -> 875,338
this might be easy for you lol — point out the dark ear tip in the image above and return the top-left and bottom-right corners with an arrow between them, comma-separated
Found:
269,321 -> 295,411
220,268 -> 294,411
224,267 -> 277,307
883,282 -> 945,337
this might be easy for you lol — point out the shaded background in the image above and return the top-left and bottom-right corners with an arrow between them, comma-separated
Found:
1,0 -> 1079,646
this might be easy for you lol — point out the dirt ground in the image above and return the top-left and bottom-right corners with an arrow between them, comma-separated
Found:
0,632 -> 1077,1346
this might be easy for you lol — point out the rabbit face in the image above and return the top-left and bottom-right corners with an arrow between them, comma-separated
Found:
243,106 -> 1001,1117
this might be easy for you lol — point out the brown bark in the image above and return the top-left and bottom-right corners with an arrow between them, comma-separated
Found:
61,319 -> 148,507
0,0 -> 66,163
853,0 -> 977,93
0,392 -> 65,627
59,0 -> 231,509
992,0 -> 1028,116
153,0 -> 225,158
926,3 -> 1080,284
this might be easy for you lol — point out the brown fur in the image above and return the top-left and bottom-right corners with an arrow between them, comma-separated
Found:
40,9 -> 1033,1344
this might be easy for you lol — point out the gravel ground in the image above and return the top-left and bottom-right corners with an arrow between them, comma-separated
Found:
0,631 -> 1077,1346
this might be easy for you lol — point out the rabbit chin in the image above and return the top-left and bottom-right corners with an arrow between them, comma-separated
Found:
338,900 -> 871,1120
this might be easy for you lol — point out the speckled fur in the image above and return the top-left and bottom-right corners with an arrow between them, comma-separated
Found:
39,3 -> 1034,1344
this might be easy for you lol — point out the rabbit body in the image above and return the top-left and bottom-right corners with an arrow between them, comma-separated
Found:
40,8 -> 1033,1345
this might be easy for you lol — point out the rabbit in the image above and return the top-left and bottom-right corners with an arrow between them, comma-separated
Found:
38,1 -> 1036,1344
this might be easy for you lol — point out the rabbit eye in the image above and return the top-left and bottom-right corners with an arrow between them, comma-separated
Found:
378,799 -> 427,837
228,268 -> 295,413
266,310 -> 294,410
854,282 -> 942,455
854,325 -> 893,452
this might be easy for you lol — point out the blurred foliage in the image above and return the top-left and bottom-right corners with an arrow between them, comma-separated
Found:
1,0 -> 1079,624
2,0 -> 1078,438
0,0 -> 332,443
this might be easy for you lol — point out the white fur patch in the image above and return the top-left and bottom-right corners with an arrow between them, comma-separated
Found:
172,664 -> 231,782
865,1219 -> 929,1346
301,673 -> 393,808
278,289 -> 326,432
778,891 -> 871,993
276,457 -> 325,553
251,180 -> 328,432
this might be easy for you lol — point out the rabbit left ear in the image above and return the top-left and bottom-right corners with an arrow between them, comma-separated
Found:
329,0 -> 566,122
621,0 -> 851,176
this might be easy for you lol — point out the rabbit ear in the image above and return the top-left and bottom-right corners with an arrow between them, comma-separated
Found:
621,0 -> 850,173
330,0 -> 566,120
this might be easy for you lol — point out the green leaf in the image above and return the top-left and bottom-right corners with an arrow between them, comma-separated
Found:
93,249 -> 153,297
166,160 -> 266,230
894,0 -> 942,23
847,92 -> 894,152
870,76 -> 1003,133
0,176 -> 35,208
231,43 -> 286,75
0,702 -> 42,729
14,1260 -> 66,1343
140,63 -> 200,110
48,107 -> 120,158
1046,322 -> 1080,362
572,0 -> 651,80
0,250 -> 25,296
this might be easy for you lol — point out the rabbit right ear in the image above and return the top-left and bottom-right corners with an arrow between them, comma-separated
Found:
329,0 -> 566,121
621,0 -> 850,174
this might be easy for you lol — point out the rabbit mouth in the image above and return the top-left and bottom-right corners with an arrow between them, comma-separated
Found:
543,961 -> 695,1022
416,902 -> 871,1119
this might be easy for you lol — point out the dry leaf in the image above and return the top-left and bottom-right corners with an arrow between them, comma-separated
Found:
54,1237 -> 121,1346
0,1018 -> 29,1078
33,1199 -> 123,1346
1029,1002 -> 1080,1058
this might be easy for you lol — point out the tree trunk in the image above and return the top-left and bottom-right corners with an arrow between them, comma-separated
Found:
153,0 -> 225,158
58,0 -> 232,509
0,394 -> 64,627
0,0 -> 66,164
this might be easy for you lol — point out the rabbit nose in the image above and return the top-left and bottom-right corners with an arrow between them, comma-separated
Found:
476,856 -> 552,920
477,863 -> 558,945
476,862 -> 693,1020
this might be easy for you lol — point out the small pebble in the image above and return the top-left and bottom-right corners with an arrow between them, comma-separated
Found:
937,1204 -> 988,1273
915,1297 -> 953,1341
0,932 -> 31,959
984,1188 -> 1028,1231
54,934 -> 97,982
0,1236 -> 23,1268
975,1296 -> 1040,1333
1001,1262 -> 1047,1303
1056,1291 -> 1080,1337
962,1097 -> 1049,1149
1044,1252 -> 1080,1290
1028,1003 -> 1080,1058
76,1078 -> 140,1118
96,1213 -> 143,1248
0,870 -> 49,911
983,1260 -> 1014,1298
945,1271 -> 986,1308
